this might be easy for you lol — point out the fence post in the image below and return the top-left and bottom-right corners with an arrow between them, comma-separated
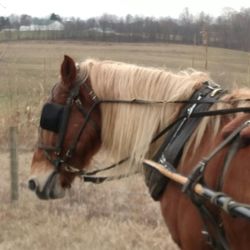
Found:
201,30 -> 208,70
9,126 -> 18,201
192,33 -> 197,68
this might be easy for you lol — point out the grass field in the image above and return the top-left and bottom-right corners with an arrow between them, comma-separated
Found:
0,153 -> 178,250
0,41 -> 250,149
0,41 -> 250,250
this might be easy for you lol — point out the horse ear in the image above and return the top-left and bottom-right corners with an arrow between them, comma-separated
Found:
60,55 -> 77,88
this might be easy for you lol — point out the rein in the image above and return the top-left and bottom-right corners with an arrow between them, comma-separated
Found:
144,120 -> 250,250
38,73 -> 250,250
82,106 -> 250,183
39,78 -> 250,183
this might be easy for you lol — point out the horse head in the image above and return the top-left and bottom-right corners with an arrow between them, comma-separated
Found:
28,55 -> 102,199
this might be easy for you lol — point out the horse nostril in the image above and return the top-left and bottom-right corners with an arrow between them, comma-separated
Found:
28,179 -> 38,191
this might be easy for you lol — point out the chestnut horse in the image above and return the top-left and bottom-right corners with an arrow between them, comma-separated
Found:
29,55 -> 250,250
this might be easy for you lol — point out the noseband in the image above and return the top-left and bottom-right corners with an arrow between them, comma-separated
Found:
38,77 -> 101,173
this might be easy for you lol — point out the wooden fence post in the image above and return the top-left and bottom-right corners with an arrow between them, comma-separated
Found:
201,30 -> 208,70
9,126 -> 18,201
191,33 -> 197,68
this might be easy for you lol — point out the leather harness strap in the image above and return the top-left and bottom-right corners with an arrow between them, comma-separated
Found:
145,83 -> 226,200
155,84 -> 225,164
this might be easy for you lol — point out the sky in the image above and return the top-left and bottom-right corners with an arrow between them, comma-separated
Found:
0,0 -> 250,19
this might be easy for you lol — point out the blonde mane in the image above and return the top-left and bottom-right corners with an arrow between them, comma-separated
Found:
79,59 -> 250,170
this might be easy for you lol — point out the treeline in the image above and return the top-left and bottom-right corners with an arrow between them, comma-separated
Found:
1,8 -> 250,51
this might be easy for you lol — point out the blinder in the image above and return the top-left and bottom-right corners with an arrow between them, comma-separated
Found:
40,103 -> 65,133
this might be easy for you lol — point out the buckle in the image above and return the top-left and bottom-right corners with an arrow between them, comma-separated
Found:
89,90 -> 98,102
210,88 -> 222,97
64,165 -> 81,173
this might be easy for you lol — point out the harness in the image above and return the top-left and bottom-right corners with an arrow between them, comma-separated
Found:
38,79 -> 227,178
145,83 -> 225,200
180,120 -> 250,250
142,86 -> 250,249
38,78 -> 250,181
39,78 -> 101,172
39,77 -> 250,250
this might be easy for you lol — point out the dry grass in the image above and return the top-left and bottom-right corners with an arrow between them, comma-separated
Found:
0,153 -> 178,250
1,41 -> 250,149
1,41 -> 250,250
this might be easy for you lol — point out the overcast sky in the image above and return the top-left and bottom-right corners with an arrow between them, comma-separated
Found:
1,0 -> 249,19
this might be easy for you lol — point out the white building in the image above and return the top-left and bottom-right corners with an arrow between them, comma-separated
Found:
20,21 -> 64,31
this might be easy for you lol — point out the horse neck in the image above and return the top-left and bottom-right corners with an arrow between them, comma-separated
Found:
84,60 -> 208,168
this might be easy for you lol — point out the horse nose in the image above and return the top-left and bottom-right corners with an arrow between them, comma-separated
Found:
28,178 -> 38,191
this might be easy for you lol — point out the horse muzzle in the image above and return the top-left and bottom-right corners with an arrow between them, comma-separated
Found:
28,171 -> 65,200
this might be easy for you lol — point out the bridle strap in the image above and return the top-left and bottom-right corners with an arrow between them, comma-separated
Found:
217,135 -> 243,190
83,106 -> 250,181
39,78 -> 250,180
182,120 -> 250,193
39,78 -> 100,171
75,98 -> 100,133
82,170 -> 140,184
152,107 -> 250,143
55,99 -> 72,153
64,100 -> 101,160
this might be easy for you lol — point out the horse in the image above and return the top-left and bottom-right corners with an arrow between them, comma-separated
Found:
29,55 -> 250,250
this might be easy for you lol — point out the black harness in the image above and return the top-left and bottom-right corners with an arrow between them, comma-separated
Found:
39,78 -> 250,181
144,83 -> 226,200
142,84 -> 250,250
39,78 -> 250,249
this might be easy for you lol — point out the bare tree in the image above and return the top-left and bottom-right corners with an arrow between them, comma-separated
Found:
20,14 -> 32,26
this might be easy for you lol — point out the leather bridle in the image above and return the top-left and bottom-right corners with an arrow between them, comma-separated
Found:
38,78 -> 250,182
37,75 -> 250,250
38,77 -> 101,174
